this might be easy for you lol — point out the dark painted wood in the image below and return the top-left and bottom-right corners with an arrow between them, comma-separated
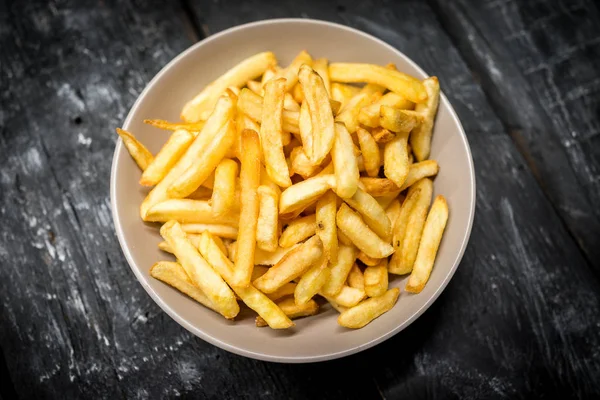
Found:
428,0 -> 600,273
0,0 -> 599,398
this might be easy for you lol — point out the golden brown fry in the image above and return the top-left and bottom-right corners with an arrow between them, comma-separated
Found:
371,127 -> 396,144
347,264 -> 365,289
279,214 -> 317,248
284,93 -> 301,111
360,177 -> 399,196
295,256 -> 330,305
232,130 -> 261,287
298,100 -> 313,161
144,119 -> 205,133
380,106 -> 423,133
336,203 -> 394,258
364,259 -> 388,297
202,170 -> 216,189
329,63 -> 427,103
256,297 -> 319,327
337,230 -> 353,246
266,282 -> 297,301
357,252 -> 380,267
160,221 -> 239,318
274,50 -> 313,91
313,58 -> 331,95
158,232 -> 207,254
316,190 -> 339,264
290,146 -> 320,178
405,195 -> 448,293
389,188 -> 421,272
256,185 -> 280,252
116,128 -> 153,171
356,127 -> 381,177
410,77 -> 440,161
343,188 -> 392,241
150,261 -> 218,312
321,244 -> 357,296
146,199 -> 239,226
384,132 -> 410,188
332,122 -> 360,198
281,130 -> 292,147
211,159 -> 238,217
330,83 -> 361,108
261,65 -> 278,87
237,88 -> 300,134
335,92 -> 374,133
398,160 -> 439,191
385,199 -> 402,233
251,265 -> 269,281
253,236 -> 323,293
279,174 -> 335,215
292,82 -> 304,103
299,65 -> 335,165
180,223 -> 239,239
182,51 -> 276,122
139,130 -> 194,186
322,285 -> 366,308
357,92 -> 415,127
338,288 -> 399,328
376,191 -> 402,210
228,242 -> 300,266
246,79 -> 262,94
186,185 -> 213,200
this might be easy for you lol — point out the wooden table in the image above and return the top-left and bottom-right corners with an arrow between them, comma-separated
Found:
1,0 -> 599,398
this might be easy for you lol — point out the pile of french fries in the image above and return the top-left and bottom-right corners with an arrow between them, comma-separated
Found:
116,50 -> 449,330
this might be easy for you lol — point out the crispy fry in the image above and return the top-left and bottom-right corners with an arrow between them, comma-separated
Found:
256,185 -> 280,252
347,264 -> 365,289
256,297 -> 319,327
338,288 -> 399,328
371,127 -> 396,144
228,242 -> 300,266
150,261 -> 218,312
316,190 -> 338,263
332,122 -> 359,198
279,214 -> 317,248
237,88 -> 300,134
326,298 -> 348,313
398,160 -> 439,191
364,259 -> 388,297
360,178 -> 399,197
385,199 -> 402,233
337,230 -> 353,246
290,146 -> 320,178
406,195 -> 448,293
116,128 -> 153,171
266,282 -> 297,301
299,65 -> 335,165
160,221 -> 239,318
329,63 -> 427,103
232,130 -> 262,287
182,51 -> 276,122
357,252 -> 380,267
330,83 -> 361,108
357,92 -> 415,127
146,199 -> 239,226
380,106 -> 423,133
356,127 -> 381,177
321,244 -> 357,296
274,50 -> 313,91
336,204 -> 394,258
295,256 -> 330,305
322,285 -> 366,308
376,191 -> 402,210
261,65 -> 278,86
343,188 -> 392,241
389,189 -> 421,273
410,77 -> 440,161
158,232 -> 207,254
279,174 -> 335,215
384,132 -> 410,188
313,58 -> 331,95
211,159 -> 238,217
180,223 -> 239,239
292,82 -> 304,103
251,265 -> 269,281
144,119 -> 205,133
298,100 -> 313,161
284,93 -> 301,111
246,79 -> 262,94
139,130 -> 194,186
335,92 -> 375,133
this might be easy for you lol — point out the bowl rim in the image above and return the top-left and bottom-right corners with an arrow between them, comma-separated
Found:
110,17 -> 476,363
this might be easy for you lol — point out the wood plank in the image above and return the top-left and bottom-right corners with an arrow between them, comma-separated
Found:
184,0 -> 600,397
428,0 -> 600,272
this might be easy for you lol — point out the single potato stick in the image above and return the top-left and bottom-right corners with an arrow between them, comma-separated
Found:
150,261 -> 218,313
279,174 -> 335,215
337,230 -> 353,246
385,199 -> 402,233
338,288 -> 399,328
284,93 -> 301,111
292,82 -> 304,103
321,285 -> 366,308
360,178 -> 399,196
384,132 -> 410,188
347,264 -> 365,289
364,259 -> 388,298
332,122 -> 360,198
335,92 -> 375,133
228,242 -> 300,266
274,50 -> 313,91
253,236 -> 323,293
116,128 -> 153,171
146,199 -> 239,226
160,221 -> 239,319
261,65 -> 278,86
336,204 -> 394,258
398,160 -> 439,191
251,265 -> 269,281
298,100 -> 313,161
279,214 -> 317,248
406,195 -> 448,293
211,159 -> 238,217
299,65 -> 335,165
380,106 -> 423,133
139,129 -> 195,186
246,79 -> 262,94
186,185 -> 213,200
357,252 -> 380,267
266,282 -> 297,302
316,190 -> 339,263
158,232 -> 225,254
356,127 -> 381,177
180,223 -> 239,239
371,127 -> 396,144
144,119 -> 205,133
256,185 -> 280,252
322,244 -> 357,296
376,190 -> 402,210
313,58 -> 331,95
330,83 -> 361,108
256,297 -> 319,327
261,78 -> 292,187
343,188 -> 392,241
389,188 -> 422,271
181,51 -> 276,122
237,88 -> 300,134
410,77 -> 440,161
290,147 -> 320,178
202,170 -> 216,189
295,257 -> 330,305
358,92 -> 414,127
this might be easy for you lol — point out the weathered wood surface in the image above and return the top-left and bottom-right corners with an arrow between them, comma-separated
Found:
1,0 -> 599,398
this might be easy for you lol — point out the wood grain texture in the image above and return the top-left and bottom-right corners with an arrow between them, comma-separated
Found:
428,0 -> 600,273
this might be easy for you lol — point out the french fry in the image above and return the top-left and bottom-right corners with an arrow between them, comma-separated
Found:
251,265 -> 269,281
337,230 -> 353,246
266,282 -> 297,301
380,106 -> 423,133
298,100 -> 313,161
322,285 -> 366,308
360,177 -> 399,196
357,252 -> 380,267
180,223 -> 239,239
406,195 -> 448,293
253,236 -> 323,293
371,127 -> 396,144
332,122 -> 359,198
256,297 -> 319,327
211,159 -> 238,217
356,127 -> 381,177
357,92 -> 415,127
385,199 -> 402,233
326,298 -> 348,313
228,241 -> 300,266
336,204 -> 394,258
292,82 -> 304,103
376,191 -> 402,210
279,214 -> 317,248
160,221 -> 239,319
338,288 -> 399,328
281,130 -> 292,147
335,92 -> 375,133
146,199 -> 239,226
329,63 -> 427,103
256,185 -> 280,252
364,259 -> 388,297
389,188 -> 421,272
313,58 -> 331,95
139,130 -> 194,186
202,170 -> 216,189
186,185 -> 213,200
342,188 -> 392,241
284,93 -> 301,111
274,50 -> 313,91
237,88 -> 300,134
231,130 -> 261,287
290,146 -> 320,178
410,77 -> 440,161
182,51 -> 276,122
158,233 -> 211,254
116,128 -> 153,171
347,264 -> 365,289
299,65 -> 335,165
261,65 -> 278,87
321,244 -> 357,296
279,174 -> 335,215
398,160 -> 439,191
330,83 -> 361,108
144,119 -> 205,133
295,257 -> 330,305
150,261 -> 218,313
246,79 -> 262,94
384,132 -> 410,188
316,190 -> 338,263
